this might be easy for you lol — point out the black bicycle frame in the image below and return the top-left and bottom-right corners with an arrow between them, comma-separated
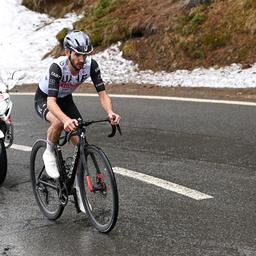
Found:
39,119 -> 121,198
55,126 -> 88,194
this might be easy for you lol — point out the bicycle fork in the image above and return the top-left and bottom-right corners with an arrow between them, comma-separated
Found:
80,147 -> 93,192
80,146 -> 106,193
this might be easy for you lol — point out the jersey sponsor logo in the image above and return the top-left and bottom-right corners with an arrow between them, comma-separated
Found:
95,82 -> 104,87
49,78 -> 56,84
51,71 -> 61,79
61,74 -> 88,85
61,75 -> 72,83
59,82 -> 79,89
60,61 -> 65,66
77,74 -> 89,83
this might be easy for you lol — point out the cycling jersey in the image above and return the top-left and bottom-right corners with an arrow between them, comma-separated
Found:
39,56 -> 105,98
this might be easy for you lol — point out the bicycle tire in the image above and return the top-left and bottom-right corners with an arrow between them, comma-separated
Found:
5,123 -> 14,148
78,145 -> 119,233
0,138 -> 7,185
30,139 -> 64,220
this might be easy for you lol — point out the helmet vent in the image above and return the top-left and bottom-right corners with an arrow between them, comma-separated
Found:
75,39 -> 80,46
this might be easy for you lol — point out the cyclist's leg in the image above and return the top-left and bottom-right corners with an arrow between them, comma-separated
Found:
34,88 -> 49,121
58,94 -> 82,146
45,112 -> 63,144
58,94 -> 82,122
34,89 -> 63,178
34,87 -> 64,142
42,111 -> 64,179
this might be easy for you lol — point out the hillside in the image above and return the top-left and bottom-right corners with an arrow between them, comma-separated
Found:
22,0 -> 256,72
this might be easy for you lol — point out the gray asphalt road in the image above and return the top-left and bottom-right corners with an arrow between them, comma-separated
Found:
0,94 -> 256,256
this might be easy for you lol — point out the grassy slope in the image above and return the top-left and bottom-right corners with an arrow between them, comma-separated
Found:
22,0 -> 256,72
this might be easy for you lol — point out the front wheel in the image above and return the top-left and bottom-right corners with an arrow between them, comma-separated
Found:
30,139 -> 64,220
0,138 -> 7,185
78,145 -> 119,233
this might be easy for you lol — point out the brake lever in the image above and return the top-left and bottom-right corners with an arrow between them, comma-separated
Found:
108,125 -> 116,137
108,124 -> 122,137
116,124 -> 122,135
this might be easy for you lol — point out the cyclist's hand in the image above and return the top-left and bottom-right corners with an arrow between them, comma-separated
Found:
64,118 -> 78,132
108,113 -> 121,125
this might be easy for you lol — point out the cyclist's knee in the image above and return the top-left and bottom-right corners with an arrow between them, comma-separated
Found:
51,119 -> 63,130
46,112 -> 63,130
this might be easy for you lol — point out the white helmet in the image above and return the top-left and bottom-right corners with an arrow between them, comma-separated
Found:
63,30 -> 93,54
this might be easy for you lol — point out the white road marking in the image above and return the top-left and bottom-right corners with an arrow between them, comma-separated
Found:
10,144 -> 213,200
10,92 -> 256,106
11,144 -> 32,151
113,167 -> 213,200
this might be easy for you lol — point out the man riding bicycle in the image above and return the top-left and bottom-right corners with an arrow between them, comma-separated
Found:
34,30 -> 121,179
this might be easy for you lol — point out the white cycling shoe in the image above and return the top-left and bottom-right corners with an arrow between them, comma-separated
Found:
42,149 -> 60,179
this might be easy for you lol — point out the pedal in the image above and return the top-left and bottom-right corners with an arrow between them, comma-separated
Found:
59,193 -> 68,206
58,184 -> 68,206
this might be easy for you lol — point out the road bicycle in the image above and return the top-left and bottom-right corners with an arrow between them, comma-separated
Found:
30,118 -> 122,233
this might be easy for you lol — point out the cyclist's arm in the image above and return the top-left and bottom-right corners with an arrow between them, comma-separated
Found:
47,63 -> 62,98
98,91 -> 121,124
90,59 -> 121,124
90,59 -> 105,93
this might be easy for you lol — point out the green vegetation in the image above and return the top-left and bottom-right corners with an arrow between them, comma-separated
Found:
202,30 -> 231,50
74,0 -> 127,46
180,39 -> 206,59
94,0 -> 111,18
122,41 -> 135,56
180,8 -> 207,36
56,28 -> 69,45
74,0 -> 152,47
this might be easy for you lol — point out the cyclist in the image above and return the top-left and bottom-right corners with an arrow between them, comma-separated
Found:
34,30 -> 121,179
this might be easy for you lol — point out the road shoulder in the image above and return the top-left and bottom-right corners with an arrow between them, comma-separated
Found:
11,83 -> 256,102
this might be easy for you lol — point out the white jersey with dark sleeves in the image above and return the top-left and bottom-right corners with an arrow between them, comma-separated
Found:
38,56 -> 105,98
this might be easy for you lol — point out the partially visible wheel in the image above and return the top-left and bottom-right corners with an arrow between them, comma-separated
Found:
30,139 -> 64,220
4,123 -> 14,148
78,145 -> 119,233
0,138 -> 7,185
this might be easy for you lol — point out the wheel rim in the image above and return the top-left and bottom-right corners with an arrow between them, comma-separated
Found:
32,143 -> 61,215
81,150 -> 118,230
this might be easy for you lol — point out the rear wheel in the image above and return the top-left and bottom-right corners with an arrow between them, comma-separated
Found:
30,139 -> 64,220
78,145 -> 119,233
0,138 -> 7,185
